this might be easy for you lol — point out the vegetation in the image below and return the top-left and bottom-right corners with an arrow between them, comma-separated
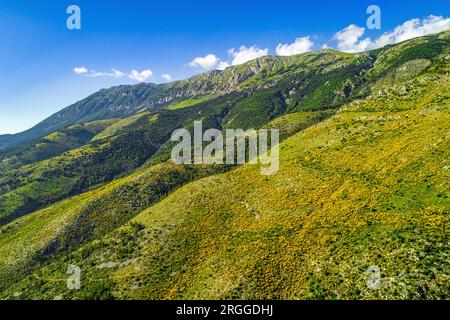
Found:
167,95 -> 217,110
0,30 -> 448,300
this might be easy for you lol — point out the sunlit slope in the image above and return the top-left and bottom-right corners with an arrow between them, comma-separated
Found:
4,72 -> 448,300
0,162 -> 228,286
1,31 -> 449,227
0,108 -> 327,293
0,119 -> 116,172
117,75 -> 449,300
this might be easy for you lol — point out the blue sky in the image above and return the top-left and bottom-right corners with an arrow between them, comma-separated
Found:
0,0 -> 449,134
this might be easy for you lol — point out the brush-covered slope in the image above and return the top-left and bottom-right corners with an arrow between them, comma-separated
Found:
0,45 -> 371,224
0,89 -> 285,224
1,61 -> 448,300
0,31 -> 448,300
0,109 -> 325,292
0,119 -> 117,172
1,31 -> 449,226
0,105 -> 212,224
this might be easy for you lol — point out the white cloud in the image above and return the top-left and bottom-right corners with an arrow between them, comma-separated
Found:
189,53 -> 231,71
321,44 -> 331,49
276,36 -> 314,56
189,54 -> 221,70
73,66 -> 88,74
334,15 -> 450,53
374,15 -> 450,48
88,68 -> 126,78
88,71 -> 108,77
129,69 -> 153,82
112,69 -> 126,78
188,45 -> 268,72
161,74 -> 172,81
334,24 -> 372,53
217,61 -> 230,70
74,67 -> 126,78
228,45 -> 268,65
74,67 -> 152,81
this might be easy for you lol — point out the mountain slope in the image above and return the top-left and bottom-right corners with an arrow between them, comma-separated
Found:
0,108 -> 327,290
1,31 -> 449,225
0,119 -> 117,172
0,44 -> 376,149
0,31 -> 448,300
1,63 -> 449,300
0,52 -> 359,222
3,30 -> 448,150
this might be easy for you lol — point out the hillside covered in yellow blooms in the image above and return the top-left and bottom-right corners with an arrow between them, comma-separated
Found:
0,30 -> 449,300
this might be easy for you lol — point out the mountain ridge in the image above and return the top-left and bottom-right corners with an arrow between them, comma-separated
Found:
0,47 -> 373,149
0,30 -> 448,299
1,68 -> 448,299
2,30 -> 448,149
0,30 -> 448,226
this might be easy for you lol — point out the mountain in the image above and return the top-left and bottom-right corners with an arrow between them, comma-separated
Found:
0,30 -> 448,300
3,29 -> 447,150
0,47 -> 375,223
0,45 -> 377,149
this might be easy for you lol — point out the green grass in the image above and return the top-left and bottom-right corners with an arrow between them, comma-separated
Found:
92,113 -> 148,141
167,95 -> 216,110
0,72 -> 448,300
0,31 -> 449,300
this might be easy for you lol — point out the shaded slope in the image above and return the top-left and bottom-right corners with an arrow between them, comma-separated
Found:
0,105 -> 211,224
0,119 -> 117,172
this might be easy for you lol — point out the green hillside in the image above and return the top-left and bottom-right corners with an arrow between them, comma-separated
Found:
0,47 -> 370,224
0,120 -> 116,171
0,31 -> 448,300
